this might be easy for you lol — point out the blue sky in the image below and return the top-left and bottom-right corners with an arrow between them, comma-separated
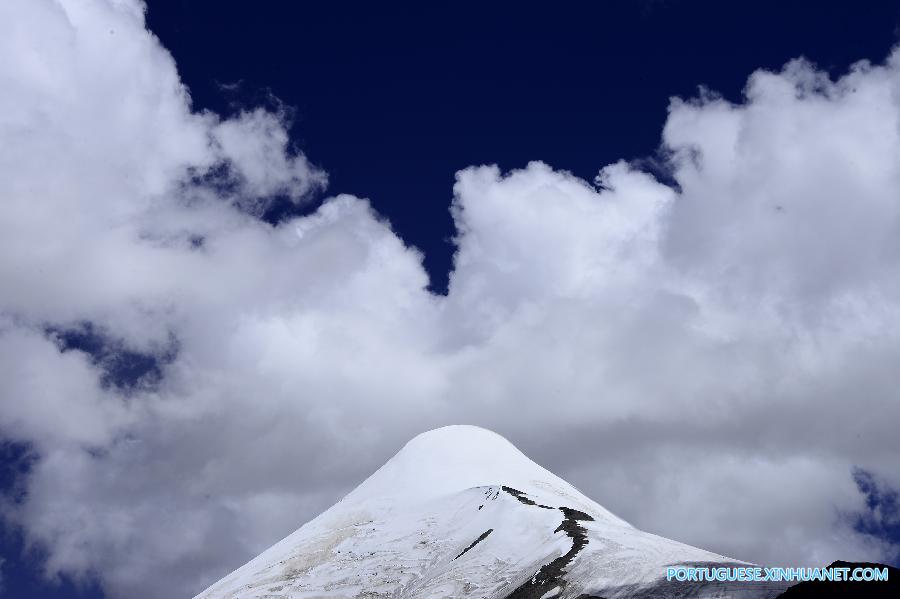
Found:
146,0 -> 900,294
2,1 -> 900,597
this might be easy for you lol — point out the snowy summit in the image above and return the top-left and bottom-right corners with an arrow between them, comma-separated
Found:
195,426 -> 789,598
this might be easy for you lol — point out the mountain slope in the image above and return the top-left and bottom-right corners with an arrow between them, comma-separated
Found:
195,426 -> 790,598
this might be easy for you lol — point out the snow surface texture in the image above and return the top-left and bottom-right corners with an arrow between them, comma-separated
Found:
196,426 -> 790,598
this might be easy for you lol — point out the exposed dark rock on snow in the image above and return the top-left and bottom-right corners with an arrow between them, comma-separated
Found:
454,528 -> 494,560
776,561 -> 899,598
502,485 -> 554,509
505,505 -> 594,599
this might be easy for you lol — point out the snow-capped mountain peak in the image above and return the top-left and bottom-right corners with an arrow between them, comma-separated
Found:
339,426 -> 627,525
196,426 -> 790,598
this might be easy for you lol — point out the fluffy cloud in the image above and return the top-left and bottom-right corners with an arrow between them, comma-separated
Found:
1,0 -> 899,597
